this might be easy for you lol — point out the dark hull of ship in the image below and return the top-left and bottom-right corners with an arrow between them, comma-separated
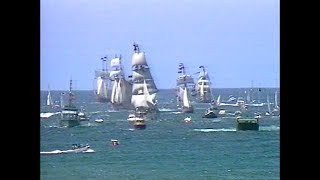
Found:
202,111 -> 218,118
133,123 -> 146,129
60,119 -> 80,128
182,106 -> 194,113
236,119 -> 259,131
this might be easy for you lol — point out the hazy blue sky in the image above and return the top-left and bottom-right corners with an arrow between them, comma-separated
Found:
41,0 -> 279,90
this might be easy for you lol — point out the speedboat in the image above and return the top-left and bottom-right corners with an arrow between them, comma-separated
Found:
127,114 -> 136,121
133,117 -> 146,129
40,144 -> 95,155
111,139 -> 120,146
202,108 -> 218,118
184,117 -> 192,123
95,119 -> 104,123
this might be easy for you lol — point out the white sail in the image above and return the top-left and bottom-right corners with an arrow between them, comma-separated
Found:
110,57 -> 121,68
46,90 -> 53,106
143,80 -> 155,105
216,95 -> 221,106
267,94 -> 271,113
274,91 -> 278,108
97,77 -> 108,98
116,79 -> 123,103
200,82 -> 204,96
196,66 -> 212,102
131,94 -> 149,108
183,88 -> 190,107
132,52 -> 147,66
110,80 -> 117,103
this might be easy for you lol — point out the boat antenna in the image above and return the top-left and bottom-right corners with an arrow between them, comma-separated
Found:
101,56 -> 107,71
133,42 -> 140,53
68,78 -> 74,106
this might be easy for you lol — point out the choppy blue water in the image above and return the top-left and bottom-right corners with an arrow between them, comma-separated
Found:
40,88 -> 280,179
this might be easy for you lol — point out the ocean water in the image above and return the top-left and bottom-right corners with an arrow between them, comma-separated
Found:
40,88 -> 280,179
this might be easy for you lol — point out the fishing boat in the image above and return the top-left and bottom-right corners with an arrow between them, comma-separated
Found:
196,66 -> 213,103
109,55 -> 133,109
94,56 -> 110,102
60,79 -> 81,128
131,43 -> 159,116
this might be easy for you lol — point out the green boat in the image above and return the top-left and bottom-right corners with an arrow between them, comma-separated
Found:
60,79 -> 81,128
236,104 -> 260,131
236,117 -> 259,131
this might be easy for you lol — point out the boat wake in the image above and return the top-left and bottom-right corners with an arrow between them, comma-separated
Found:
159,108 -> 176,112
40,112 -> 60,118
40,148 -> 95,155
193,128 -> 237,132
259,125 -> 280,131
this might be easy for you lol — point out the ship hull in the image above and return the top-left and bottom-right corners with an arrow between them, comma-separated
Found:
236,119 -> 259,131
133,124 -> 146,129
182,106 -> 194,113
60,119 -> 80,128
202,111 -> 218,118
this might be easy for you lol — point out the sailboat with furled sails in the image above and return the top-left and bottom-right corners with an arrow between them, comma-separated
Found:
94,56 -> 109,102
131,43 -> 158,116
109,55 -> 133,109
196,65 -> 213,103
176,63 -> 194,113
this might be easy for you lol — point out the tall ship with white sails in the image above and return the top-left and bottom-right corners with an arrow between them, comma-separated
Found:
196,65 -> 213,103
176,63 -> 195,113
130,43 -> 158,115
94,56 -> 109,102
109,55 -> 133,109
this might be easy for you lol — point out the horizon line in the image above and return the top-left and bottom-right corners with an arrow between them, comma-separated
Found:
41,87 -> 280,91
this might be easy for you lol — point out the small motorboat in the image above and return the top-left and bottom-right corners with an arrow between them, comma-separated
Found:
95,119 -> 104,123
40,144 -> 95,155
133,118 -> 146,129
111,139 -> 120,146
184,117 -> 192,123
202,108 -> 218,118
127,114 -> 136,121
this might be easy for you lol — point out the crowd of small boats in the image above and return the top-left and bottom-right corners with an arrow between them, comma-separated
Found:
42,43 -> 280,131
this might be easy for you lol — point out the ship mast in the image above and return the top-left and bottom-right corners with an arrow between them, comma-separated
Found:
68,78 -> 74,106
